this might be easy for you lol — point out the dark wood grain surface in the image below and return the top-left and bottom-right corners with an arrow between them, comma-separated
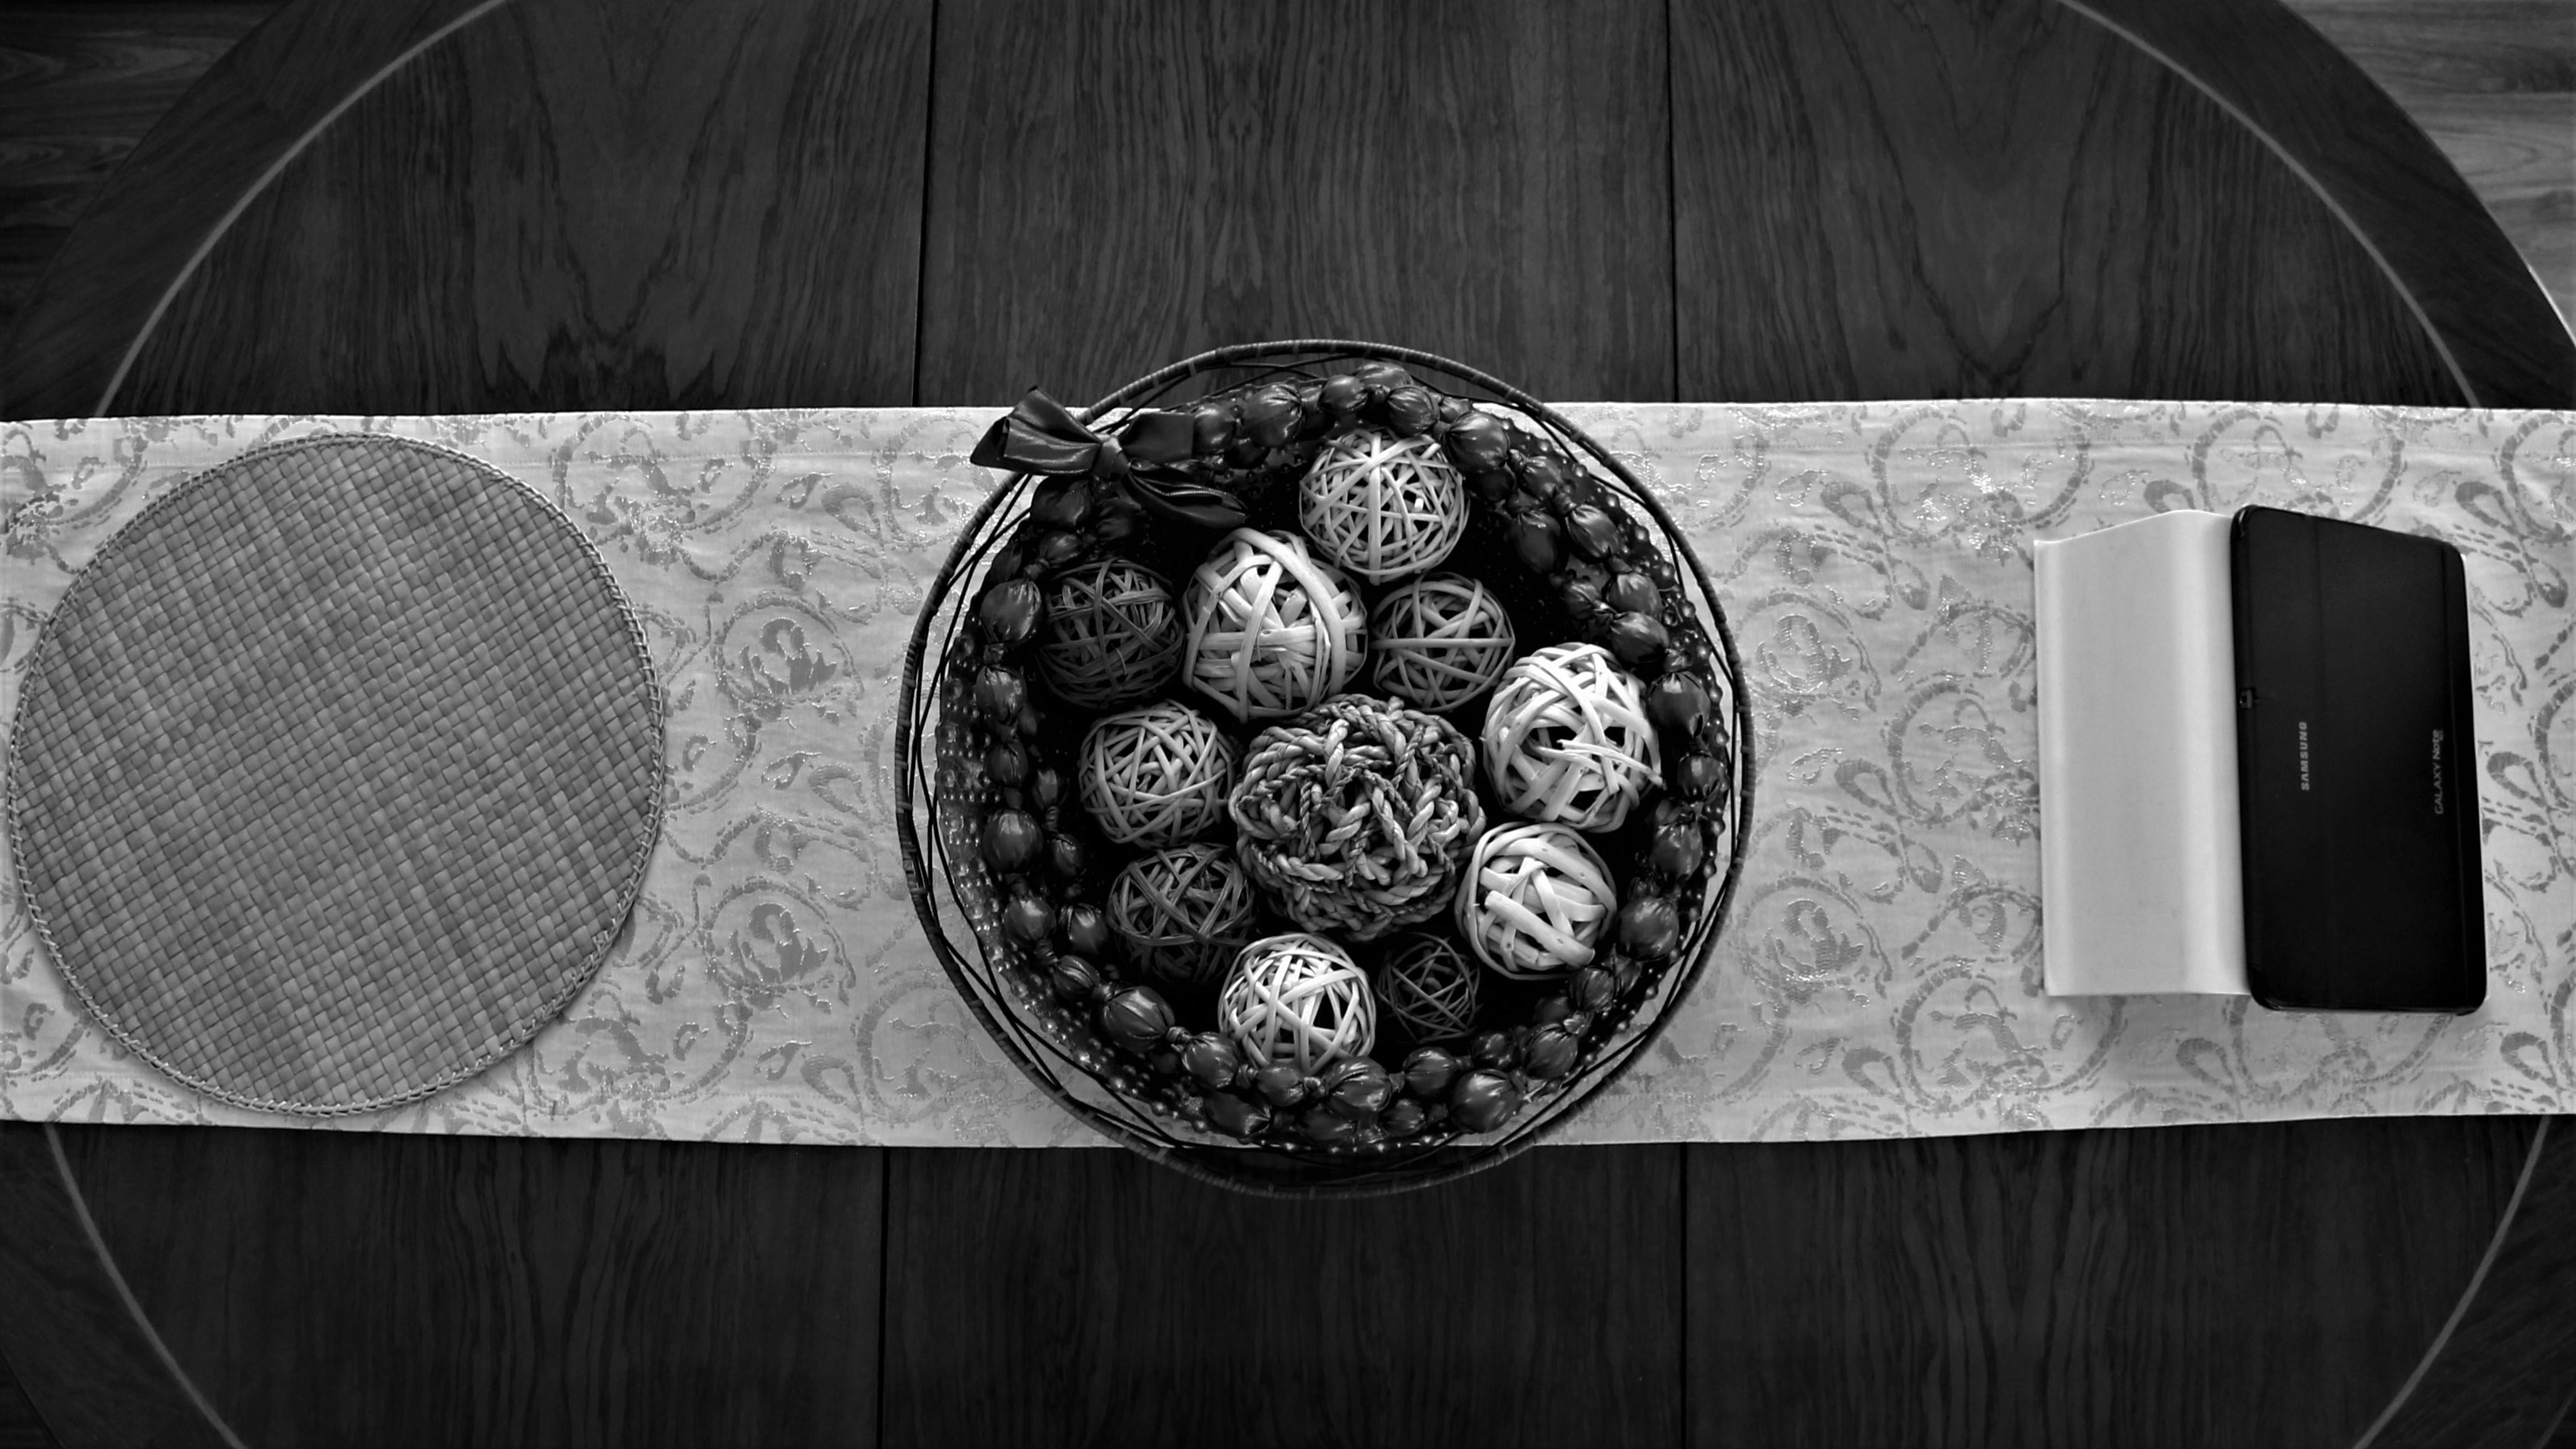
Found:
48,1125 -> 884,1449
2362,1118 -> 2576,1449
111,0 -> 933,415
0,1366 -> 55,1449
1,0 -> 2570,1445
1673,0 -> 2473,403
1684,1119 -> 2537,1449
2284,0 -> 2576,328
2069,0 -> 2573,406
0,1 -> 282,339
0,0 -> 497,419
913,0 -> 1673,407
884,1146 -> 1683,1449
0,1126 -> 229,1449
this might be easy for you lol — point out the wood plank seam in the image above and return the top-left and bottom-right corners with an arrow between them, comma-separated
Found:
1665,0 -> 1682,407
910,0 -> 939,410
878,1156 -> 894,1449
38,1126 -> 246,1449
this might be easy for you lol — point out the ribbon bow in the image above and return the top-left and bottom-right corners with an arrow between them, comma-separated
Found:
970,389 -> 1245,531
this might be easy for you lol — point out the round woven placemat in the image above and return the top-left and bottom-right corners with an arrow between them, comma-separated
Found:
4,434 -> 666,1114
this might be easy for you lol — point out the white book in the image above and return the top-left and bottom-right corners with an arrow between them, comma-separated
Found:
2034,511 -> 2250,995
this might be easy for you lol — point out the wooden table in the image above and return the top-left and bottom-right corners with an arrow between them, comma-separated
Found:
1,2 -> 2570,1445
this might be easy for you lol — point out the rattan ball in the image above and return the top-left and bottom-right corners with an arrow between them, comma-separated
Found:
1182,528 -> 1368,722
1369,573 -> 1518,712
1376,932 -> 1479,1041
1296,427 -> 1471,583
1107,844 -> 1258,986
1079,701 -> 1238,846
1454,822 -> 1618,979
1482,642 -> 1662,831
1218,932 -> 1377,1074
1229,694 -> 1486,941
1038,559 -> 1182,709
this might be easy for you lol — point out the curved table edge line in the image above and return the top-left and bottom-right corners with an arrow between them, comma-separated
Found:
2049,0 -> 2481,406
87,0 -> 525,419
2351,1114 -> 2551,1448
38,1123 -> 247,1449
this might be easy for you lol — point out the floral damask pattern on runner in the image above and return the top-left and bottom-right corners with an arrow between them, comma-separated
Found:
1,403 -> 2567,1144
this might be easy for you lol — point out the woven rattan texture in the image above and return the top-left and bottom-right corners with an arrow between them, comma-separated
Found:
1368,573 -> 1516,713
1229,695 -> 1484,941
3,435 -> 666,1114
1296,428 -> 1469,583
1456,822 -> 1616,979
1219,932 -> 1375,1075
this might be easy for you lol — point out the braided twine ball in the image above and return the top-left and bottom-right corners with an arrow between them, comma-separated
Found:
1376,932 -> 1479,1041
1295,427 -> 1471,583
1079,701 -> 1238,846
1038,559 -> 1182,709
1218,932 -> 1377,1074
1182,528 -> 1368,722
1455,822 -> 1619,979
1229,694 -> 1485,941
1482,642 -> 1662,831
1369,572 -> 1518,712
1107,844 -> 1258,986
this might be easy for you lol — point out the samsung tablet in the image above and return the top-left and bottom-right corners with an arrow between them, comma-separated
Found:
2230,506 -> 2486,1013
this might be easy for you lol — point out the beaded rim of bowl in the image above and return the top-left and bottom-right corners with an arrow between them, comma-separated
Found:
1376,932 -> 1480,1041
1454,821 -> 1618,979
1296,427 -> 1471,583
1106,843 -> 1258,987
1368,572 -> 1518,712
1038,559 -> 1184,710
1079,700 -> 1238,847
1482,642 -> 1662,831
1218,931 -> 1377,1075
1181,528 -> 1368,722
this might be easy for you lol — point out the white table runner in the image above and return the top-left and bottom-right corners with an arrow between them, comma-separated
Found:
3,403 -> 2567,1143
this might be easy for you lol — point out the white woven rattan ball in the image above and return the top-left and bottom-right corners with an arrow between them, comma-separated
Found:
1369,572 -> 1518,712
1454,822 -> 1618,978
1296,427 -> 1471,582
1218,932 -> 1377,1075
1481,642 -> 1661,831
1376,932 -> 1479,1041
1079,701 -> 1238,846
1182,528 -> 1368,722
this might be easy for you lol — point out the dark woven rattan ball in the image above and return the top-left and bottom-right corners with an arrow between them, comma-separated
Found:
1229,693 -> 1485,941
1377,932 -> 1479,1041
1369,572 -> 1518,712
1079,700 -> 1238,847
1038,559 -> 1183,710
1107,843 -> 1259,986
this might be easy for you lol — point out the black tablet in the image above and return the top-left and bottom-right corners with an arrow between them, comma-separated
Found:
2230,506 -> 2486,1013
